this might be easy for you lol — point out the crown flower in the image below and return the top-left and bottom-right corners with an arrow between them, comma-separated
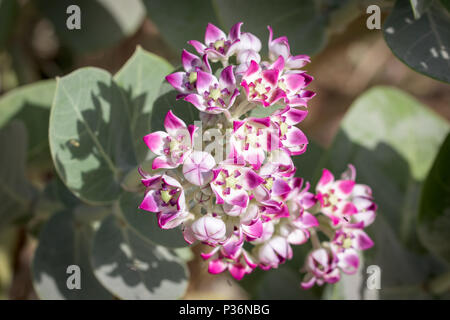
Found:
138,22 -> 377,288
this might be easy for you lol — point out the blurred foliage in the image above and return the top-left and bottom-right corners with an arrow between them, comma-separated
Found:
418,134 -> 450,265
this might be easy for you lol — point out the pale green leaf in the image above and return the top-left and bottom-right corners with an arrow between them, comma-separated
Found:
49,67 -> 137,204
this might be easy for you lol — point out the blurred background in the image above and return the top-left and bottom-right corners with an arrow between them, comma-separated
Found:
0,0 -> 449,299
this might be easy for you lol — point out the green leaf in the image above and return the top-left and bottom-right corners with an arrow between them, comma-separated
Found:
320,86 -> 449,298
383,0 -> 450,83
119,192 -> 187,248
43,176 -> 81,209
409,0 -> 432,19
0,121 -> 35,230
143,0 -> 219,52
151,81 -> 200,132
248,104 -> 283,118
214,0 -> 327,56
0,79 -> 56,163
0,0 -> 18,50
32,210 -> 113,299
36,0 -> 145,54
114,47 -> 173,163
91,214 -> 189,299
418,133 -> 450,264
49,67 -> 137,205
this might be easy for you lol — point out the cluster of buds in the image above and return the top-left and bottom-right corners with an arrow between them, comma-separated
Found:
138,22 -> 377,288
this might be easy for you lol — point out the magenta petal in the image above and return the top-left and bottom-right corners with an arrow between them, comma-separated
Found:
152,156 -> 176,170
242,219 -> 263,239
181,49 -> 201,72
298,211 -> 319,228
164,110 -> 187,135
318,169 -> 334,187
262,69 -> 279,87
337,180 -> 355,195
142,131 -> 168,155
342,202 -> 358,215
229,264 -> 246,280
184,94 -> 206,111
200,247 -> 220,260
300,274 -> 316,289
230,192 -> 249,208
269,88 -> 286,105
249,116 -> 271,127
188,40 -> 206,55
244,60 -> 260,78
165,72 -> 186,92
285,73 -> 306,92
286,107 -> 308,125
219,65 -> 236,89
196,70 -> 217,94
355,230 -> 374,250
244,170 -> 265,189
271,55 -> 285,72
205,23 -> 226,44
208,259 -> 227,274
139,190 -> 159,212
229,22 -> 243,41
272,178 -> 291,197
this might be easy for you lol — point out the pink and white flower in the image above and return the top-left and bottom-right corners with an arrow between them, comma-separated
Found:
210,162 -> 264,208
183,67 -> 240,114
331,228 -> 373,274
137,22 -> 377,287
205,248 -> 257,280
256,235 -> 293,270
143,110 -> 197,170
316,165 -> 376,227
138,171 -> 187,229
270,106 -> 308,155
189,22 -> 260,63
240,57 -> 286,107
301,247 -> 340,289
165,49 -> 211,96
229,117 -> 277,169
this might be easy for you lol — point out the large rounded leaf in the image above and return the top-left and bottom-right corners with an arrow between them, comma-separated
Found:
32,210 -> 113,300
383,0 -> 450,83
36,0 -> 145,54
119,192 -> 187,248
49,67 -> 137,204
114,47 -> 173,163
91,214 -> 189,299
418,133 -> 450,264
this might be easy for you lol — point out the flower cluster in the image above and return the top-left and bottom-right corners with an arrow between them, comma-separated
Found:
138,22 -> 377,288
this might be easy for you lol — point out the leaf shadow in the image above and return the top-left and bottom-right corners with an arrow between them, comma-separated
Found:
93,215 -> 187,299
